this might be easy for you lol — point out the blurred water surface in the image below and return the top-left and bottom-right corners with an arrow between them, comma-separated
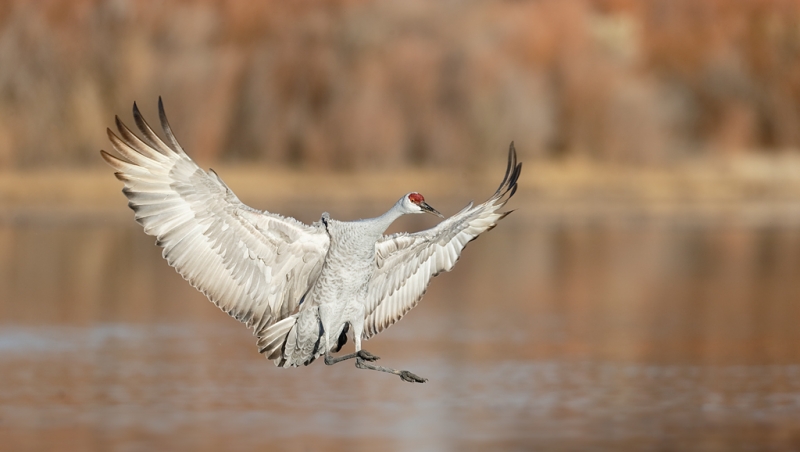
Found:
1,208 -> 800,451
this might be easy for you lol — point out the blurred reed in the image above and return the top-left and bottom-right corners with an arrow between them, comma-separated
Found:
1,0 -> 800,170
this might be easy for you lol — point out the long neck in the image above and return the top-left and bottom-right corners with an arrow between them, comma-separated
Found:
365,201 -> 406,235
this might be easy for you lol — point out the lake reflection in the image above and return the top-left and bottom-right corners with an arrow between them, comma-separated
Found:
1,213 -> 800,451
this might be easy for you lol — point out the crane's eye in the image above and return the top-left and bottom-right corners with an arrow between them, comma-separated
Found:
408,193 -> 425,205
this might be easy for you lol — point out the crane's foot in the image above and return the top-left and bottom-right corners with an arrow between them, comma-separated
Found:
399,370 -> 428,383
325,349 -> 380,365
356,357 -> 428,383
357,350 -> 380,361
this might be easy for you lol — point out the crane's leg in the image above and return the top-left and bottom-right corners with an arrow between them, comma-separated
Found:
351,319 -> 427,384
320,306 -> 426,383
322,304 -> 380,365
355,358 -> 428,383
321,327 -> 425,383
323,324 -> 379,365
324,349 -> 379,365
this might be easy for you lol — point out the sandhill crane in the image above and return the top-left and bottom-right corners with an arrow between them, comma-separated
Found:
101,99 -> 521,383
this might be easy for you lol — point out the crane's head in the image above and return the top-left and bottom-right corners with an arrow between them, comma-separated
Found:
403,192 -> 444,218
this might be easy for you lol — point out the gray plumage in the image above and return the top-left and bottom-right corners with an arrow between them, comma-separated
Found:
101,98 -> 521,383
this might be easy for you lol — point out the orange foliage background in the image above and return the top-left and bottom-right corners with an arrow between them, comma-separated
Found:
1,0 -> 800,169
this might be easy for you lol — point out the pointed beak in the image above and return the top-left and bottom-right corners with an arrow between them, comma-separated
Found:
420,201 -> 444,218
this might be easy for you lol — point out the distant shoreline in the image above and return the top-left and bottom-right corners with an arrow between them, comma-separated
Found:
4,156 -> 800,226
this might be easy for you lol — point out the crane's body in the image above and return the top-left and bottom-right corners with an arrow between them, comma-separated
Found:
277,213 -> 399,369
102,99 -> 521,383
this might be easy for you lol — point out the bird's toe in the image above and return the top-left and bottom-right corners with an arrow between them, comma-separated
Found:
357,350 -> 380,361
399,370 -> 428,383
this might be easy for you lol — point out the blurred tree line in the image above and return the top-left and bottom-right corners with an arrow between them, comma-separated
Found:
1,0 -> 800,170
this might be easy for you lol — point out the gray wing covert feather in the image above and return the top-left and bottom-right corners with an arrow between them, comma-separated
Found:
101,99 -> 329,336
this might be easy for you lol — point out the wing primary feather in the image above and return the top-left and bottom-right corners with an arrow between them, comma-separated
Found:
106,129 -> 168,169
115,116 -> 170,164
496,141 -> 516,193
100,150 -> 153,179
132,102 -> 175,156
158,96 -> 188,156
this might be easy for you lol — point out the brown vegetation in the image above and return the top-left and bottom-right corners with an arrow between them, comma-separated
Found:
1,0 -> 800,170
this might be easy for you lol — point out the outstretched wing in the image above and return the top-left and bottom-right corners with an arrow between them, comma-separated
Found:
362,143 -> 522,339
101,98 -> 330,337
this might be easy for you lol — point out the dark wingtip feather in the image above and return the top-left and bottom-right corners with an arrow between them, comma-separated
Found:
114,116 -> 131,142
105,128 -> 129,157
100,149 -> 121,165
492,143 -> 521,204
113,171 -> 131,182
131,102 -> 143,128
132,101 -> 163,147
509,162 -> 522,191
157,97 -> 168,131
157,97 -> 185,154
508,182 -> 518,199
496,142 -> 516,193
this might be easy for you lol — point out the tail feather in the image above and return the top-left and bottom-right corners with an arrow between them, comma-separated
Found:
257,316 -> 296,363
280,309 -> 324,367
257,306 -> 323,368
